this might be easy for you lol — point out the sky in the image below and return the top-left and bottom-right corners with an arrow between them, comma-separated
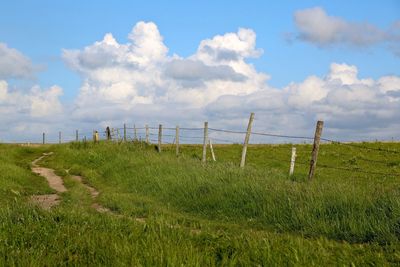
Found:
0,0 -> 399,143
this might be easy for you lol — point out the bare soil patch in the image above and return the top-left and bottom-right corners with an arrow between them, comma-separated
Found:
30,152 -> 66,209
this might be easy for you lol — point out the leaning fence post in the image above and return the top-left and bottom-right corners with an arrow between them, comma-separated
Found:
202,122 -> 208,163
176,125 -> 180,156
59,131 -> 61,144
76,130 -> 79,142
289,147 -> 296,176
158,124 -> 162,153
240,113 -> 255,168
209,139 -> 216,161
123,123 -> 127,142
106,127 -> 111,140
42,132 -> 45,145
308,120 -> 324,180
145,125 -> 149,144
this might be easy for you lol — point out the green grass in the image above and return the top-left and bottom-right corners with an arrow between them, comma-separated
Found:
0,141 -> 399,265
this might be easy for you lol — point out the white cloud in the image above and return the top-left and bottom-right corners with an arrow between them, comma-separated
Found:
208,62 -> 400,139
63,22 -> 269,113
0,80 -> 63,118
59,21 -> 400,142
1,22 -> 399,142
291,7 -> 400,55
0,44 -> 64,142
0,43 -> 36,79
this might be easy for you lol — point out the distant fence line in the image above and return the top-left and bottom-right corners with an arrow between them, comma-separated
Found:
34,112 -> 399,180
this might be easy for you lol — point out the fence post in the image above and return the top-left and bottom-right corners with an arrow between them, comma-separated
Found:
145,124 -> 149,144
59,131 -> 61,144
106,127 -> 111,140
202,122 -> 208,163
93,130 -> 99,143
116,128 -> 120,141
289,147 -> 296,176
308,120 -> 324,180
76,130 -> 78,142
124,123 -> 127,142
176,125 -> 180,156
134,124 -> 137,141
209,139 -> 216,161
42,132 -> 45,145
240,113 -> 255,168
158,124 -> 162,153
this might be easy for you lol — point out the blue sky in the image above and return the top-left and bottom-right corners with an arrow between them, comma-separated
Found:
1,1 -> 399,100
0,1 -> 399,142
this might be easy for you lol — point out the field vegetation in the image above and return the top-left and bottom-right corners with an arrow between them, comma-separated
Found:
0,141 -> 399,265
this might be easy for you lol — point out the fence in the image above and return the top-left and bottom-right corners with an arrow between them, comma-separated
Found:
35,113 -> 400,180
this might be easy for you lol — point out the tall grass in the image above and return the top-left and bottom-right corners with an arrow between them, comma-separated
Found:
44,141 -> 400,244
0,142 -> 399,265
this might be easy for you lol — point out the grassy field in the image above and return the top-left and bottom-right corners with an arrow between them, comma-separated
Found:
0,141 -> 399,266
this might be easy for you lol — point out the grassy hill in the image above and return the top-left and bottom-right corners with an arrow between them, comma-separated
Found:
0,141 -> 399,265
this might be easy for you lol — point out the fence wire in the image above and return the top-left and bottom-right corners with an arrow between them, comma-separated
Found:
34,122 -> 399,178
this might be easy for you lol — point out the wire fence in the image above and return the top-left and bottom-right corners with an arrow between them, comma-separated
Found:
26,115 -> 400,179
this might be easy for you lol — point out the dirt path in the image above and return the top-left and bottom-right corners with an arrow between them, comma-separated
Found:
30,152 -> 65,210
30,152 -> 114,214
68,173 -> 112,213
31,158 -> 148,223
32,152 -> 67,193
30,154 -> 149,226
30,152 -> 67,210
29,153 -> 201,232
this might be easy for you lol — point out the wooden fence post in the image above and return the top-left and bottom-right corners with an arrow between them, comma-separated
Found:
76,130 -> 78,142
106,127 -> 111,140
59,131 -> 61,144
158,124 -> 162,153
308,120 -> 324,180
116,128 -> 120,141
176,125 -> 180,156
123,123 -> 127,142
202,122 -> 208,163
42,132 -> 45,145
240,113 -> 255,168
209,139 -> 216,161
289,147 -> 296,176
93,130 -> 99,143
145,124 -> 149,144
134,124 -> 137,141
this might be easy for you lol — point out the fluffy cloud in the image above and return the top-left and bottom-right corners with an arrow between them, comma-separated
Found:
63,22 -> 269,115
0,79 -> 65,142
206,62 -> 400,140
291,7 -> 400,55
0,80 -> 63,118
0,43 -> 36,79
0,43 -> 64,142
60,21 -> 400,142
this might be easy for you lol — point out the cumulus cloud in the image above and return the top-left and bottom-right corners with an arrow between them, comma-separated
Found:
62,22 -> 268,115
2,21 -> 398,142
206,62 -> 400,140
59,21 -> 400,142
0,79 -> 66,142
0,43 -> 36,79
290,7 -> 400,55
0,80 -> 63,118
0,44 -> 65,142
165,59 -> 246,82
